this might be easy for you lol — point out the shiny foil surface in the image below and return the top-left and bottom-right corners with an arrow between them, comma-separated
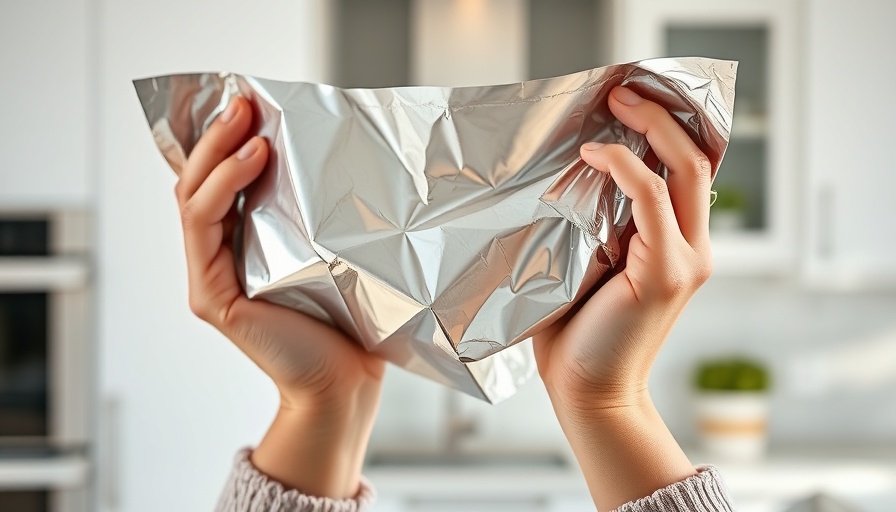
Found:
135,57 -> 736,403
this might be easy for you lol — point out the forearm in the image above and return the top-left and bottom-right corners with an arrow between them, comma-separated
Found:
251,388 -> 381,500
551,389 -> 696,511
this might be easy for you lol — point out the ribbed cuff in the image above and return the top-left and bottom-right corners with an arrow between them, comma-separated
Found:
214,449 -> 376,512
615,465 -> 734,512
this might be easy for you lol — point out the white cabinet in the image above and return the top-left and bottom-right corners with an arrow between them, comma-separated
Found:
802,0 -> 896,288
612,0 -> 802,276
0,0 -> 91,208
613,0 -> 896,287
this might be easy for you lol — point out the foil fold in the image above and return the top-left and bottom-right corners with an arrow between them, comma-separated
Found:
135,57 -> 736,403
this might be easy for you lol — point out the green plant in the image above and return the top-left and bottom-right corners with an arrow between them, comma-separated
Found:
695,358 -> 770,392
712,186 -> 747,212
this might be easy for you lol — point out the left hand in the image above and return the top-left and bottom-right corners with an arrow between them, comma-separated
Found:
174,96 -> 384,499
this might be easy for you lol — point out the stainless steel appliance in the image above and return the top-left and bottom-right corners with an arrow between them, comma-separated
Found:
0,212 -> 91,512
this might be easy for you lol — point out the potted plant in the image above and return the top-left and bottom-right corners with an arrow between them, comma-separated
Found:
709,186 -> 748,232
694,357 -> 770,461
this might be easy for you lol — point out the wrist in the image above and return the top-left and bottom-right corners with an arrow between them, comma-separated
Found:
549,384 -> 652,438
548,389 -> 696,511
251,382 -> 382,499
543,368 -> 650,421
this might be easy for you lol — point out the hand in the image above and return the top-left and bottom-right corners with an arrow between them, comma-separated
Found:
175,96 -> 385,499
533,86 -> 713,510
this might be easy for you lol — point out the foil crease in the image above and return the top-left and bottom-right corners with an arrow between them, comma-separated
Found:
134,57 -> 736,403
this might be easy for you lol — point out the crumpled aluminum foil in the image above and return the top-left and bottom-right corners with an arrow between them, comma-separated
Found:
134,57 -> 736,403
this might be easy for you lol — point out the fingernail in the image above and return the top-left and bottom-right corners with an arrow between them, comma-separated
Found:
613,87 -> 642,106
220,99 -> 238,124
236,138 -> 258,160
582,142 -> 604,152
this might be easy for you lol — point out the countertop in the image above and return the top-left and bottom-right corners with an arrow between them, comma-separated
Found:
364,444 -> 896,511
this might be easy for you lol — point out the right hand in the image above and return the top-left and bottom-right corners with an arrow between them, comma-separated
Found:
533,86 -> 712,510
175,96 -> 384,498
534,87 -> 714,414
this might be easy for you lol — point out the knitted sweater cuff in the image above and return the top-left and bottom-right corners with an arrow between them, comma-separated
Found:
615,465 -> 734,512
214,449 -> 376,512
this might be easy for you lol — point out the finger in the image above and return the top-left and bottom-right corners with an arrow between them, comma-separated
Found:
181,137 -> 268,272
608,87 -> 712,246
580,143 -> 678,248
175,96 -> 253,205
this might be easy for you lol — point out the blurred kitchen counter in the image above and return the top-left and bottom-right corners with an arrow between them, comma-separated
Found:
701,444 -> 896,512
364,444 -> 896,511
364,447 -> 588,511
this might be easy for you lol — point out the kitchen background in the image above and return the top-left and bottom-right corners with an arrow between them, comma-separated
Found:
1,0 -> 895,511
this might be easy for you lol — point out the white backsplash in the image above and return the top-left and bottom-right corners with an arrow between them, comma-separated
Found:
371,277 -> 896,450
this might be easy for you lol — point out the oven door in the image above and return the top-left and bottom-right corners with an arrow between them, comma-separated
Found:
0,291 -> 49,440
0,214 -> 91,512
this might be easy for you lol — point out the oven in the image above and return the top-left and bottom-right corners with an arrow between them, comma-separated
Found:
0,212 -> 91,512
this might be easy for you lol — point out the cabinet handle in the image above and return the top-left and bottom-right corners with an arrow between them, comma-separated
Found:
817,185 -> 834,259
103,397 -> 120,509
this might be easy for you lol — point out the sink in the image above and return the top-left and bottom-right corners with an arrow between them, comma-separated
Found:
365,451 -> 570,469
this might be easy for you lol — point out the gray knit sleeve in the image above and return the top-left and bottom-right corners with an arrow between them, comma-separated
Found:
214,449 -> 376,512
615,465 -> 734,512
215,450 -> 732,512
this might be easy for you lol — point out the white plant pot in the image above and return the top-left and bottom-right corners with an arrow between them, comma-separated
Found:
695,392 -> 769,462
